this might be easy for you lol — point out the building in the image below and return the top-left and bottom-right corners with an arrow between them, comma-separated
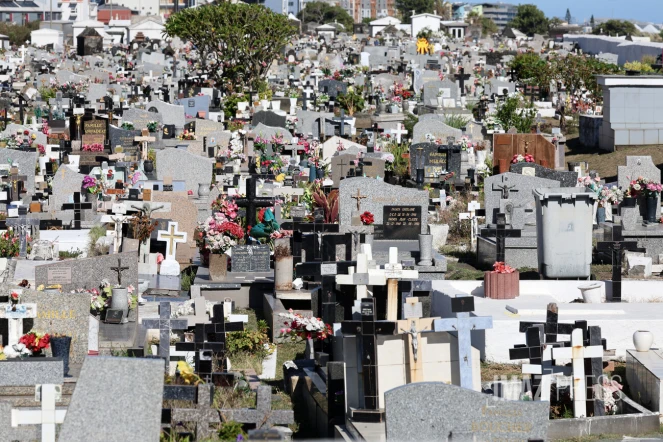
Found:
0,1 -> 44,25
441,20 -> 468,39
480,2 -> 517,31
107,0 -> 160,16
31,27 -> 64,50
411,12 -> 440,38
369,16 -> 399,37
452,3 -> 471,21
315,23 -> 336,39
96,4 -> 132,23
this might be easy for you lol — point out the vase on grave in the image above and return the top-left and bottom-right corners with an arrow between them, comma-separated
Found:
379,102 -> 387,113
484,271 -> 520,299
110,287 -> 129,323
271,100 -> 281,111
407,100 -> 416,113
622,197 -> 637,208
308,164 -> 317,182
476,151 -> 486,166
305,337 -> 315,359
260,99 -> 269,109
416,168 -> 424,185
198,183 -> 210,198
274,255 -> 293,291
646,196 -> 658,223
596,206 -> 606,224
233,160 -> 241,174
209,253 -> 228,280
578,282 -> 602,303
418,234 -> 433,266
289,98 -> 297,108
143,160 -> 154,173
633,330 -> 654,352
51,336 -> 72,376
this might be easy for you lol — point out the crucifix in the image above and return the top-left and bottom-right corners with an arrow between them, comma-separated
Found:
170,384 -> 221,441
62,192 -> 93,229
350,188 -> 367,212
336,244 -> 387,317
433,296 -> 493,390
552,328 -> 604,418
234,177 -> 276,241
596,226 -> 643,302
10,384 -> 67,442
109,215 -> 131,253
142,302 -> 187,364
492,175 -> 519,200
134,129 -> 155,161
0,302 -> 37,346
395,297 -> 440,383
2,169 -> 27,202
480,213 -> 521,263
110,258 -> 129,286
6,209 -> 39,258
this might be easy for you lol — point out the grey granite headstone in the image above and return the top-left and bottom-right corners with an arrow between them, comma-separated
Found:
155,148 -> 213,194
484,172 -> 560,225
48,166 -> 86,213
423,79 -> 459,105
122,108 -> 163,131
144,100 -> 185,129
58,357 -> 164,442
0,358 -> 63,386
0,149 -> 37,199
252,123 -> 289,141
339,177 -> 429,234
385,382 -> 548,442
109,126 -> 141,158
318,79 -> 347,98
195,119 -> 226,139
252,111 -> 287,129
412,120 -> 462,144
509,162 -> 578,187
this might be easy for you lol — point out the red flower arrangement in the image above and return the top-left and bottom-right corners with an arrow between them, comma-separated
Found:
10,291 -> 20,304
360,211 -> 374,225
23,130 -> 29,136
492,261 -> 516,274
511,154 -> 534,164
83,143 -> 104,152
19,331 -> 50,353
219,221 -> 244,239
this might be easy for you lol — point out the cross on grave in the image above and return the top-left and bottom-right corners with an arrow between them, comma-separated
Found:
335,244 -> 386,316
493,175 -> 519,200
369,123 -> 384,151
389,123 -> 408,144
585,326 -> 606,417
433,296 -> 493,390
454,67 -> 471,97
458,200 -> 482,250
220,385 -> 294,429
336,157 -> 350,182
519,302 -> 579,345
596,226 -> 644,302
170,384 -> 220,441
340,297 -> 396,421
535,113 -> 543,134
350,188 -> 367,212
10,384 -> 67,442
0,302 -> 37,346
142,302 -> 188,361
134,129 -> 156,160
333,109 -> 353,138
480,213 -> 521,263
108,215 -> 132,252
2,169 -> 27,202
235,177 -> 276,241
157,221 -> 187,260
110,258 -> 130,286
552,328 -> 604,418
302,82 -> 315,111
395,305 -> 441,383
376,247 -> 419,321
6,210 -> 39,258
62,192 -> 93,229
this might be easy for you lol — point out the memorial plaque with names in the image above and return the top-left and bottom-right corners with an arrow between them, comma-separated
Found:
47,267 -> 72,284
105,309 -> 124,324
82,134 -> 105,146
321,263 -> 337,275
231,245 -> 271,272
383,206 -> 422,240
84,119 -> 106,135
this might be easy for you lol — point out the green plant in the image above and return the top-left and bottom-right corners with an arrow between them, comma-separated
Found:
87,224 -> 108,257
217,421 -> 247,442
59,248 -> 83,259
624,61 -> 655,73
385,141 -> 410,178
227,120 -> 245,132
180,267 -> 196,292
404,112 -> 418,137
222,93 -> 247,119
444,114 -> 470,129
227,320 -> 270,357
147,148 -> 156,163
38,86 -> 57,102
336,88 -> 365,116
495,94 -> 536,134
312,187 -> 339,223
642,54 -> 657,65
296,1 -> 354,30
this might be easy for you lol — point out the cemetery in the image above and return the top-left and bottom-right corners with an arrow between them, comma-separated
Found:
1,1 -> 663,441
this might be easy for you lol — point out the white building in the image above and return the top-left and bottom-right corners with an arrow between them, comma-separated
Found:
128,17 -> 165,41
440,20 -> 467,39
369,16 -> 400,37
315,23 -> 336,40
411,12 -> 441,37
110,0 -> 160,16
31,28 -> 64,50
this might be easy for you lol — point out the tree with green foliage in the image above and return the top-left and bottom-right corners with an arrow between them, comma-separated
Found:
565,8 -> 571,24
496,94 -> 536,134
0,21 -> 40,46
164,3 -> 295,91
480,16 -> 498,36
297,1 -> 354,30
508,4 -> 549,36
549,17 -> 563,28
593,19 -> 636,36
395,0 -> 433,24
362,17 -> 372,24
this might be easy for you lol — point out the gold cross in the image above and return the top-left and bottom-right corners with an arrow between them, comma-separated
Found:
351,188 -> 367,212
162,224 -> 185,256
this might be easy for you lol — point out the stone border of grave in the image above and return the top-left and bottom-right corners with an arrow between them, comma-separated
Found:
546,394 -> 659,440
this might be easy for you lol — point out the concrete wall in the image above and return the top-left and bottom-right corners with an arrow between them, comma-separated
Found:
579,114 -> 603,148
564,34 -> 663,66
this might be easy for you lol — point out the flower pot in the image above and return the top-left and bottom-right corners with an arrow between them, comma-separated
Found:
275,255 -> 293,291
596,206 -> 606,224
305,337 -> 315,359
233,159 -> 241,174
379,102 -> 387,113
578,282 -> 602,303
271,100 -> 281,111
646,196 -> 658,223
51,336 -> 71,376
197,183 -> 210,198
209,253 -> 228,281
476,151 -> 486,166
309,164 -> 317,182
484,271 -> 520,299
622,197 -> 637,208
289,97 -> 297,108
143,160 -> 154,173
85,192 -> 96,203
260,99 -> 269,109
407,100 -> 416,113
633,330 -> 654,352
110,287 -> 129,323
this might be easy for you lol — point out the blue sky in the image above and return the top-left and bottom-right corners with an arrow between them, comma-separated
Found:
516,0 -> 663,24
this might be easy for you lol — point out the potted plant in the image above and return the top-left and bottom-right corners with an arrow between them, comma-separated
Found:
82,176 -> 101,202
484,261 -> 519,299
628,177 -> 662,223
121,121 -> 135,130
274,243 -> 293,291
19,331 -> 50,357
144,149 -> 156,173
288,89 -> 299,109
201,195 -> 242,280
360,211 -> 374,225
146,120 -> 159,133
9,291 -> 19,310
279,309 -> 332,359
50,333 -> 72,376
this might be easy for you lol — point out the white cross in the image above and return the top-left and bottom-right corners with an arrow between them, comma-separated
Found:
0,302 -> 37,346
389,123 -> 408,144
335,244 -> 386,318
522,345 -> 572,402
157,221 -> 187,259
371,247 -> 418,321
134,132 -> 156,160
11,384 -> 66,442
552,328 -> 604,418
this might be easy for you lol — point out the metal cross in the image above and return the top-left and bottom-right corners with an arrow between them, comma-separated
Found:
351,188 -> 367,212
110,258 -> 129,286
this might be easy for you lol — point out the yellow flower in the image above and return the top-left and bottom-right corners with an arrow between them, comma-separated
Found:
31,134 -> 36,140
275,173 -> 285,183
36,284 -> 44,291
177,361 -> 200,385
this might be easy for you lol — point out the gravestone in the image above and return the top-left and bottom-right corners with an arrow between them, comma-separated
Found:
409,142 -> 461,182
231,245 -> 271,272
110,126 -> 141,159
318,79 -> 347,98
252,111 -> 287,129
383,206 -> 422,240
58,357 -> 164,442
144,100 -> 186,129
618,156 -> 662,221
484,173 -> 560,225
48,167 -> 86,214
422,79 -> 459,106
339,178 -> 429,234
384,382 -> 548,441
35,252 -> 139,293
122,108 -> 163,131
156,148 -> 214,194
412,120 -> 462,144
149,191 -> 199,251
509,162 -> 577,187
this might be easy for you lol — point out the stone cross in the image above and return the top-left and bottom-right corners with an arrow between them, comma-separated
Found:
552,328 -> 604,418
480,213 -> 521,263
433,296 -> 493,390
170,384 -> 220,441
6,212 -> 39,258
373,247 -> 418,321
0,302 -> 37,346
350,188 -> 367,212
220,385 -> 294,429
142,302 -> 187,361
389,123 -> 408,144
335,244 -> 386,317
110,258 -> 129,286
134,129 -> 156,161
11,384 -> 67,442
157,221 -> 187,259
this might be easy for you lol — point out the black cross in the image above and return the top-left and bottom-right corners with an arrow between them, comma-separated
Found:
234,177 -> 275,241
596,226 -> 644,302
337,157 -> 350,181
584,326 -> 606,417
110,258 -> 129,286
340,298 -> 396,421
333,109 -> 353,138
519,302 -> 582,346
509,324 -> 544,396
480,213 -> 521,263
142,302 -> 187,362
369,123 -> 384,152
62,192 -> 93,229
2,170 -> 27,202
454,67 -> 471,97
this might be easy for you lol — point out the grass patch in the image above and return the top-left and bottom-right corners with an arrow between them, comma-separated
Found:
180,266 -> 197,292
481,362 -> 526,382
59,248 -> 84,259
446,261 -> 485,280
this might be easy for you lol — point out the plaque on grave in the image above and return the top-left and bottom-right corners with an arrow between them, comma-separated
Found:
383,206 -> 422,240
47,267 -> 72,284
84,119 -> 106,135
321,263 -> 337,275
105,309 -> 124,324
230,245 -> 271,272
162,124 -> 175,139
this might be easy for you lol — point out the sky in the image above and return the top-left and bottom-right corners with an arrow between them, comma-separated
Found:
514,0 -> 663,24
